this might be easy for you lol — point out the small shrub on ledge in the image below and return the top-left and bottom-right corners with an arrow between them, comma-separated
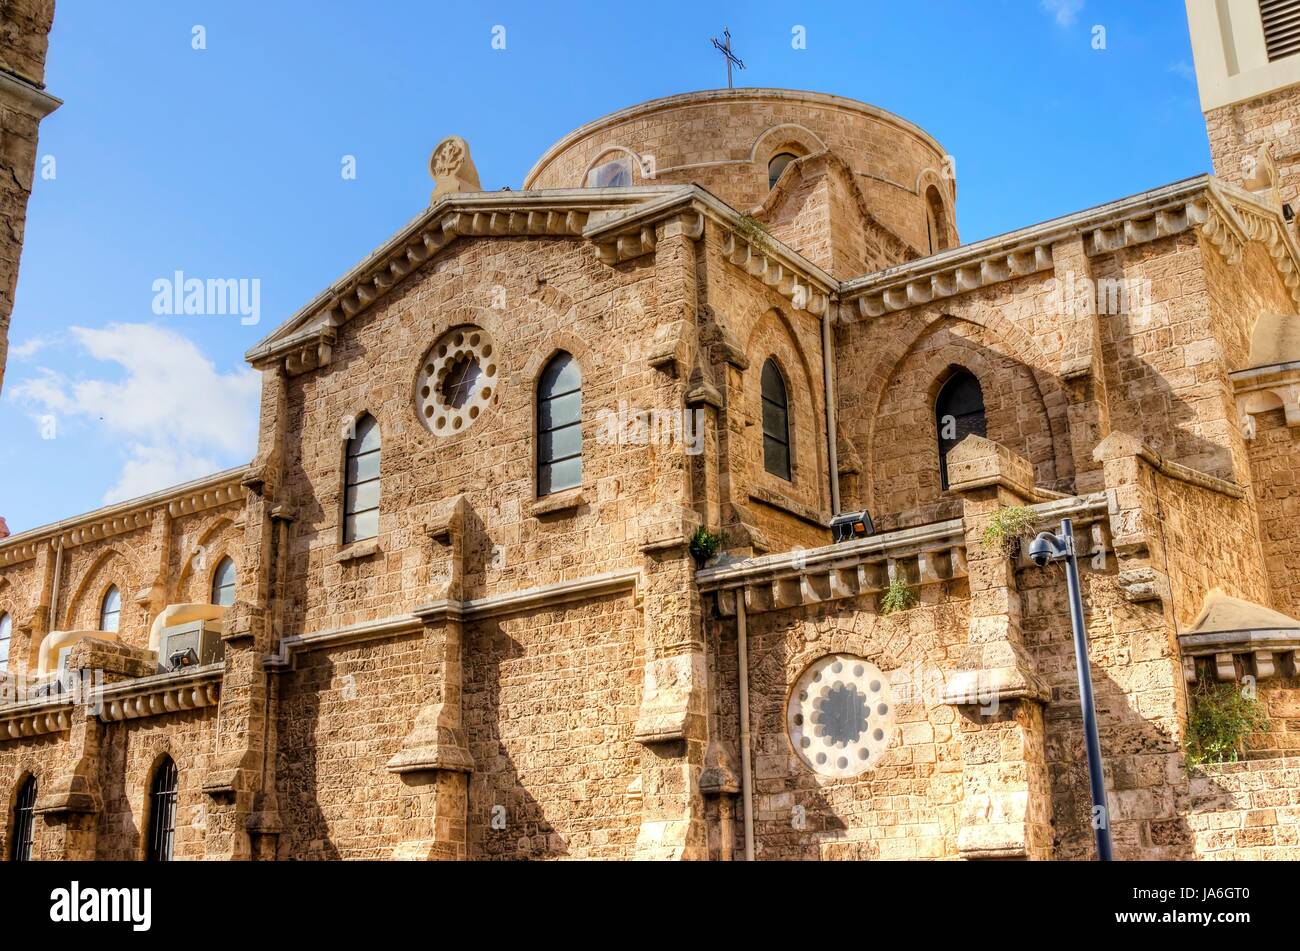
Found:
689,526 -> 722,568
981,505 -> 1038,558
880,579 -> 918,616
1185,679 -> 1270,768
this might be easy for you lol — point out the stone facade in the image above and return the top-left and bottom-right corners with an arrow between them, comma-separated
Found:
3,68 -> 1300,862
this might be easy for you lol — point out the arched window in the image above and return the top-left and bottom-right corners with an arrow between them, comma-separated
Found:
0,612 -> 11,668
147,756 -> 178,862
761,359 -> 792,481
10,776 -> 36,862
537,352 -> 582,496
99,585 -> 121,633
343,413 -> 381,543
768,152 -> 798,189
925,184 -> 951,253
935,369 -> 987,490
210,557 -> 236,607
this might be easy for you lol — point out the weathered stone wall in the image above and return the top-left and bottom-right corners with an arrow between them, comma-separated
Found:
1186,755 -> 1300,859
96,712 -> 219,860
274,594 -> 644,860
1205,89 -> 1300,212
277,236 -> 664,635
1248,408 -> 1300,619
711,591 -> 970,860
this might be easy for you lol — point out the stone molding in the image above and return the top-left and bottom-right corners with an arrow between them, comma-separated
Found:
0,467 -> 247,567
262,568 -> 642,669
840,176 -> 1300,319
0,664 -> 222,740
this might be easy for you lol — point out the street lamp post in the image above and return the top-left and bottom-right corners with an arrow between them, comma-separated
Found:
1028,517 -> 1114,861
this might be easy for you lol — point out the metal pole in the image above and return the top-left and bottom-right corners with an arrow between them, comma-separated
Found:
1060,518 -> 1113,861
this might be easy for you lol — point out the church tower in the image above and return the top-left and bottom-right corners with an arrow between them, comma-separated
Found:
1189,0 -> 1300,212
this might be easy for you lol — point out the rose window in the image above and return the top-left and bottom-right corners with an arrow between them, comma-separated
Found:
787,654 -> 895,778
416,326 -> 498,436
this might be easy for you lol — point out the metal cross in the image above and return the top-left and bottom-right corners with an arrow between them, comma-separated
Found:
711,27 -> 745,89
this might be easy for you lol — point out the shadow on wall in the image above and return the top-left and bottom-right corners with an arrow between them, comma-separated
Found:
465,619 -> 566,860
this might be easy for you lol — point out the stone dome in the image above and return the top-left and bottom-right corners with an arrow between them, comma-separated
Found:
524,88 -> 957,255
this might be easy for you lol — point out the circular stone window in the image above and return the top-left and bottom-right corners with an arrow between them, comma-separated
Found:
415,326 -> 499,436
787,654 -> 895,778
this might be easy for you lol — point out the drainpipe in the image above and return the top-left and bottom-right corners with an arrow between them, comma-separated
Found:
736,592 -> 755,861
822,306 -> 841,517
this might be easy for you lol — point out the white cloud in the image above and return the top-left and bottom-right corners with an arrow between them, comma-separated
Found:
8,323 -> 260,503
1042,0 -> 1084,26
1169,61 -> 1196,83
9,334 -> 59,359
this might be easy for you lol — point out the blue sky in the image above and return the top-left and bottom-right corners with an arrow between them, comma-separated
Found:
2,0 -> 1207,533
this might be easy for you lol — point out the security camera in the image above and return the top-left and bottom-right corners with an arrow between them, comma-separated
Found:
1028,531 -> 1060,568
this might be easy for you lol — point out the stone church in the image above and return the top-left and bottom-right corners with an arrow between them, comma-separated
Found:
2,1 -> 1300,861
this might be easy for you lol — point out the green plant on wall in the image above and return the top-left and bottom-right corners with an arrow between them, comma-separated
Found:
1185,678 -> 1270,767
981,505 -> 1038,557
735,214 -> 772,254
688,526 -> 722,567
880,578 -> 918,616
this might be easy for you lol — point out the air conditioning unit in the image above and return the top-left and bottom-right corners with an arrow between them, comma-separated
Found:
158,620 -> 224,673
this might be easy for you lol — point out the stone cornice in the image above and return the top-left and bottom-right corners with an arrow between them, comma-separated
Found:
838,176 -> 1300,319
263,568 -> 642,668
0,467 -> 247,567
698,494 -> 1108,617
0,67 -> 61,118
245,189 -> 680,370
0,665 -> 222,739
249,185 -> 842,375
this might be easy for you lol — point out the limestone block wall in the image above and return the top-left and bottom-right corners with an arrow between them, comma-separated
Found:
524,89 -> 954,259
835,271 -> 1074,531
1205,89 -> 1300,213
1248,408 -> 1300,618
710,591 -> 971,860
0,0 -> 55,85
696,222 -> 833,554
277,236 -> 665,635
274,594 -> 644,860
1186,755 -> 1300,859
95,712 -> 220,860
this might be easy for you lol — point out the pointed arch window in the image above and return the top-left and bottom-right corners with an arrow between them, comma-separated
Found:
211,557 -> 236,607
0,612 -> 11,667
935,369 -> 986,490
10,776 -> 36,862
769,152 -> 798,189
100,585 -> 121,633
147,756 -> 178,862
761,358 -> 792,481
344,413 -> 381,543
537,352 -> 582,496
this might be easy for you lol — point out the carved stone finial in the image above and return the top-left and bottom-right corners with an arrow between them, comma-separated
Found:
428,135 -> 481,202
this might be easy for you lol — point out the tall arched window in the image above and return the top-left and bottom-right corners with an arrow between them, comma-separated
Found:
210,557 -> 236,607
0,612 -> 11,668
343,413 -> 381,543
99,585 -> 121,633
935,369 -> 987,490
147,756 -> 178,862
768,152 -> 798,189
10,776 -> 37,862
761,358 -> 792,481
925,184 -> 952,253
537,352 -> 582,496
